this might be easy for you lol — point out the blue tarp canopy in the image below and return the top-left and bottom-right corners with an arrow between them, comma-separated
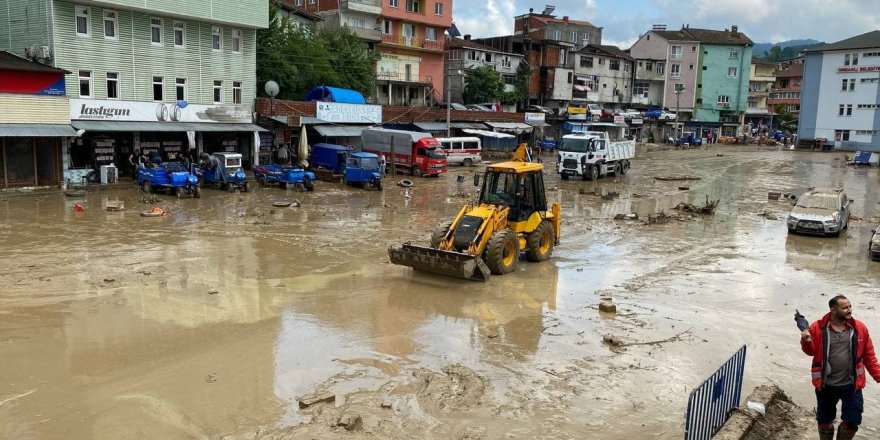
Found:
305,86 -> 366,104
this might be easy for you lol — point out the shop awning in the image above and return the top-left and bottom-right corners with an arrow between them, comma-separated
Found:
304,86 -> 367,104
71,121 -> 267,132
484,122 -> 533,134
313,125 -> 368,137
0,123 -> 77,137
462,129 -> 516,139
414,122 -> 450,131
268,115 -> 289,125
526,121 -> 550,127
450,122 -> 488,129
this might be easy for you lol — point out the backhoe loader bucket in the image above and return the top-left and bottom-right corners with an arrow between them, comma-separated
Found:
388,243 -> 491,282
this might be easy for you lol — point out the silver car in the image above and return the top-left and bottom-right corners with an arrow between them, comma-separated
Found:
787,188 -> 850,237
870,225 -> 880,260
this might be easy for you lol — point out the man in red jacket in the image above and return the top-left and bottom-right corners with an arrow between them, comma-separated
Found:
801,295 -> 880,440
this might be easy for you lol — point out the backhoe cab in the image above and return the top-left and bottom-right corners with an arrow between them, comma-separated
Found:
388,160 -> 561,281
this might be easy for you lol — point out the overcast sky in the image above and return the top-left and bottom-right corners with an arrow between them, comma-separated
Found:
452,0 -> 880,48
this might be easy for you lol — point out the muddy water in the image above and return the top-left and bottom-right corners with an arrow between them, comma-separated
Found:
1,146 -> 879,439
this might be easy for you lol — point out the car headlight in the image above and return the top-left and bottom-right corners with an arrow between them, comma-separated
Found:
824,219 -> 837,225
788,215 -> 797,223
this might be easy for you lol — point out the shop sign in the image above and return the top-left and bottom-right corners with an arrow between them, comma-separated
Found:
631,118 -> 644,125
524,112 -> 545,124
837,65 -> 880,73
70,99 -> 253,123
613,115 -> 625,124
316,102 -> 382,124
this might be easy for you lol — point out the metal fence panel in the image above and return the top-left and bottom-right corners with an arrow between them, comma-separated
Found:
684,345 -> 747,440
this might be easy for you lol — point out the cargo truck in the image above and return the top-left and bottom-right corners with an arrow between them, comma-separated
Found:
361,128 -> 447,177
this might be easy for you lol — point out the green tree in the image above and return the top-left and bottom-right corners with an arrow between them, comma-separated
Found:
257,4 -> 379,101
500,62 -> 530,105
774,104 -> 798,131
463,65 -> 505,104
763,45 -> 783,62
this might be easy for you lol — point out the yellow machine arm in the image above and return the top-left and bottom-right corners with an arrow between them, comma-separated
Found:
511,143 -> 532,162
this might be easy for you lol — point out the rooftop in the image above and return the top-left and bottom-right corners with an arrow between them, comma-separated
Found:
577,44 -> 633,61
447,37 -> 519,56
807,30 -> 880,52
0,51 -> 69,74
653,26 -> 753,46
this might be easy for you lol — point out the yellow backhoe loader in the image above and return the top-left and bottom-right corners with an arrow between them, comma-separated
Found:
388,144 -> 561,281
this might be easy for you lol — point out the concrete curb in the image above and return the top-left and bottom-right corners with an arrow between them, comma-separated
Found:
712,385 -> 781,440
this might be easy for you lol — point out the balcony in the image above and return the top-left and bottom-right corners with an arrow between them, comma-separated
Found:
375,71 -> 433,85
347,26 -> 382,42
341,0 -> 381,15
381,34 -> 444,51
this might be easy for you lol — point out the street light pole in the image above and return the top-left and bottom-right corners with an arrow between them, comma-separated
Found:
446,69 -> 452,137
674,83 -> 684,139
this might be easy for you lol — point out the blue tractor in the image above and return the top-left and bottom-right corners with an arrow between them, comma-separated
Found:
197,152 -> 250,192
137,162 -> 201,198
343,152 -> 383,190
253,164 -> 316,191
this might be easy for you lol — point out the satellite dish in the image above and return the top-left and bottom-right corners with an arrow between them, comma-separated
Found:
265,80 -> 280,98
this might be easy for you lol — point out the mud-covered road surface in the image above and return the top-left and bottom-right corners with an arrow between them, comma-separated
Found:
2,145 -> 879,439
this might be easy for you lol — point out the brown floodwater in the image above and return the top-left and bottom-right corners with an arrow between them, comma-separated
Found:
1,146 -> 879,439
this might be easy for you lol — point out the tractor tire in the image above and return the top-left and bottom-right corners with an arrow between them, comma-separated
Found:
411,167 -> 423,178
257,177 -> 267,187
305,182 -> 315,192
485,229 -> 519,275
294,182 -> 306,192
143,180 -> 152,193
430,220 -> 454,248
525,222 -> 555,262
462,158 -> 473,167
376,181 -> 383,191
193,186 -> 201,198
176,187 -> 184,198
243,181 -> 251,193
227,183 -> 236,192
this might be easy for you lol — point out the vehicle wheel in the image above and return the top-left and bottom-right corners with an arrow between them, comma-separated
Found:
294,182 -> 306,192
244,181 -> 251,193
485,229 -> 519,275
525,222 -> 555,262
411,167 -> 423,178
561,174 -> 569,181
620,160 -> 630,175
430,220 -> 454,248
143,180 -> 152,193
398,179 -> 414,188
583,165 -> 598,181
193,186 -> 201,198
613,163 -> 623,176
376,181 -> 383,191
342,176 -> 349,186
227,183 -> 236,193
462,158 -> 473,167
305,182 -> 315,192
279,182 -> 288,189
257,177 -> 267,187
176,187 -> 184,198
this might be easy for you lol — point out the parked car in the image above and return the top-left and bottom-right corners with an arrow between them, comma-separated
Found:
678,131 -> 702,147
525,105 -> 554,115
616,109 -> 641,119
787,188 -> 850,237
440,102 -> 468,111
466,104 -> 494,112
644,107 -> 677,120
587,103 -> 603,118
870,225 -> 880,260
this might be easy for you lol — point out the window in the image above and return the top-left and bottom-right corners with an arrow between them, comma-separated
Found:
581,32 -> 590,44
670,63 -> 680,78
150,18 -> 163,44
569,31 -> 577,43
425,27 -> 436,41
78,70 -> 92,97
729,49 -> 738,59
688,64 -> 694,70
175,78 -> 186,101
842,79 -> 848,91
232,81 -> 242,104
852,53 -> 859,66
671,45 -> 682,60
844,53 -> 859,66
212,26 -> 221,50
717,95 -> 730,104
75,5 -> 90,36
846,104 -> 853,116
103,10 -> 117,39
406,0 -> 419,13
347,17 -> 366,28
106,72 -> 119,99
747,97 -> 757,108
656,62 -> 665,75
634,81 -> 649,97
403,22 -> 415,38
448,49 -> 461,60
295,0 -> 302,4
466,50 -> 478,61
213,80 -> 222,104
547,29 -> 561,40
580,56 -> 593,68
844,54 -> 850,65
484,52 -> 492,62
609,59 -> 620,71
728,67 -> 737,77
835,130 -> 850,141
645,61 -> 653,71
309,0 -> 315,3
231,29 -> 242,53
152,76 -> 164,101
692,45 -> 697,52
559,49 -> 566,66
383,20 -> 393,34
390,0 -> 398,7
173,21 -> 185,47
434,2 -> 443,15
849,79 -> 855,91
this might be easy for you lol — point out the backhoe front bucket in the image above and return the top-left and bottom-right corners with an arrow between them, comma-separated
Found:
389,243 -> 491,282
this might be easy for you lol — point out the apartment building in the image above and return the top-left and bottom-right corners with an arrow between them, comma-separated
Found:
444,36 -> 524,104
768,59 -> 803,116
746,57 -> 776,126
570,44 -> 634,110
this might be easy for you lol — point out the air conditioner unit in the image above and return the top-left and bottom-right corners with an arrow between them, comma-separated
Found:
24,46 -> 37,59
38,46 -> 51,59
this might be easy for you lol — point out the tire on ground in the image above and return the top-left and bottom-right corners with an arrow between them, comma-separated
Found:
485,229 -> 519,275
525,222 -> 555,262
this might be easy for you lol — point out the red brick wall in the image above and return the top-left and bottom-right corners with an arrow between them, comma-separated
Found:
256,98 -> 527,123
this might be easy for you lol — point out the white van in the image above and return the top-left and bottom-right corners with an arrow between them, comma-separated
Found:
435,137 -> 482,166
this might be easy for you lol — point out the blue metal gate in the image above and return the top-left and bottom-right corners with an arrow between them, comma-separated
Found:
684,345 -> 747,440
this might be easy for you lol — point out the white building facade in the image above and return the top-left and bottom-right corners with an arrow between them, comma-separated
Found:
800,30 -> 880,151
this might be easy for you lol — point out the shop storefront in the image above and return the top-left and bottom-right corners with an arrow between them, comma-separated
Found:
0,51 -> 73,189
68,99 -> 266,182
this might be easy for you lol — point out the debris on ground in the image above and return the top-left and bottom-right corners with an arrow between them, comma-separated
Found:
614,213 -> 639,220
603,328 -> 694,349
136,190 -> 160,204
713,385 -> 814,440
299,392 -> 336,409
758,211 -> 778,220
334,412 -> 363,431
678,186 -> 690,191
674,195 -> 719,214
654,176 -> 702,181
767,191 -> 781,201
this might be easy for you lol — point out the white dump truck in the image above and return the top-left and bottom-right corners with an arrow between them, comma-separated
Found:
556,122 -> 635,181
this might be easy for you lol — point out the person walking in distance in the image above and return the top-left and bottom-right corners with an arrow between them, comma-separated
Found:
801,295 -> 880,440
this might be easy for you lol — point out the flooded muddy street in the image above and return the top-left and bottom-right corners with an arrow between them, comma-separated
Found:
2,145 -> 880,439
